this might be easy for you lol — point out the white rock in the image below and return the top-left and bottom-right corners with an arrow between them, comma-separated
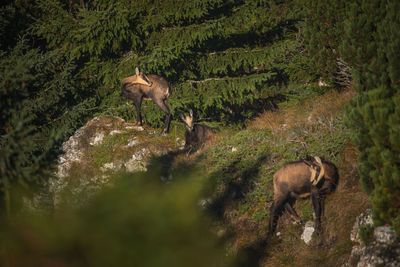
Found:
124,138 -> 138,147
100,162 -> 117,172
109,130 -> 124,135
89,132 -> 105,146
374,226 -> 397,245
125,125 -> 144,131
125,148 -> 149,172
301,221 -> 315,245
318,78 -> 328,87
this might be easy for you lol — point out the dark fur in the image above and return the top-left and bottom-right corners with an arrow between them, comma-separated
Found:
267,158 -> 339,236
184,124 -> 215,149
122,74 -> 171,134
180,110 -> 215,150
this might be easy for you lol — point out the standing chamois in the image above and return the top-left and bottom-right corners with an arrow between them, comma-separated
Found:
121,67 -> 171,134
267,156 -> 339,236
180,110 -> 215,151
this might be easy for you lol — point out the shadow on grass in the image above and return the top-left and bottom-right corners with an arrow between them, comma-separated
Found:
145,147 -> 273,267
207,153 -> 269,218
206,153 -> 271,267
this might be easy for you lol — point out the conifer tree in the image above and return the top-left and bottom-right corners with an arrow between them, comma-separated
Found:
31,0 -> 313,127
302,0 -> 400,233
341,0 -> 400,232
301,0 -> 351,86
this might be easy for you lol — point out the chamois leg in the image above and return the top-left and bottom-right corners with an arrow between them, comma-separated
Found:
319,197 -> 325,218
133,96 -> 143,126
311,191 -> 322,234
154,99 -> 171,134
268,196 -> 288,237
284,198 -> 302,225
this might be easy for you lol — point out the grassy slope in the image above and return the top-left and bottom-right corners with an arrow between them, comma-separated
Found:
191,88 -> 370,266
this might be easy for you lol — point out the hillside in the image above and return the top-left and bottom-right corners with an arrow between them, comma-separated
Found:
2,87 -> 379,267
198,88 -> 371,266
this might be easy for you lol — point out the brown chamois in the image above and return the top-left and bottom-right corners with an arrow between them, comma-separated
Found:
121,67 -> 171,134
267,156 -> 339,236
180,110 -> 215,150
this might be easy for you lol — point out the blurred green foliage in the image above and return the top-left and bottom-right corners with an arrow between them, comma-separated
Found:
0,169 -> 234,267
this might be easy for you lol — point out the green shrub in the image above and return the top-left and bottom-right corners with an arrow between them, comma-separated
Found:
359,225 -> 374,245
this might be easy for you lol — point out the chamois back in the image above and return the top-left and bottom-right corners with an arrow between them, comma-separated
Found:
121,67 -> 171,133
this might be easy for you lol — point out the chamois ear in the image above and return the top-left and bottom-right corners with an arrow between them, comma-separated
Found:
314,156 -> 322,164
180,113 -> 186,122
135,67 -> 140,76
189,109 -> 193,118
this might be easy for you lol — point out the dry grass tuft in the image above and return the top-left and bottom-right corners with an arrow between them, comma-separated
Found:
248,88 -> 356,131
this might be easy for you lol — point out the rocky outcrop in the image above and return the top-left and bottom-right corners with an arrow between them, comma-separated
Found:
49,115 -> 179,209
344,209 -> 400,267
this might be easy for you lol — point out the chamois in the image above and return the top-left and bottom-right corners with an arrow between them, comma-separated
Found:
180,110 -> 215,150
267,157 -> 339,236
121,67 -> 171,134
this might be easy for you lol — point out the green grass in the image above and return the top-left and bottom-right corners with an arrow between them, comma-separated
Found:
202,111 -> 348,222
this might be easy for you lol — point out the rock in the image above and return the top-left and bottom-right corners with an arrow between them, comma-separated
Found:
125,125 -> 144,131
175,138 -> 185,148
125,148 -> 150,172
123,138 -> 138,148
109,130 -> 125,135
100,162 -> 123,172
343,209 -> 400,267
318,78 -> 328,87
47,115 -> 174,209
351,209 -> 373,243
374,226 -> 398,245
89,131 -> 105,145
301,221 -> 315,245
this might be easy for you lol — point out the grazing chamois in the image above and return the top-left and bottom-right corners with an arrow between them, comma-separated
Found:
121,67 -> 171,134
267,156 -> 339,236
180,110 -> 215,150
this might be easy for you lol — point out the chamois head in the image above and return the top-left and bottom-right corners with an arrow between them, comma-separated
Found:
180,109 -> 194,131
134,67 -> 152,87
